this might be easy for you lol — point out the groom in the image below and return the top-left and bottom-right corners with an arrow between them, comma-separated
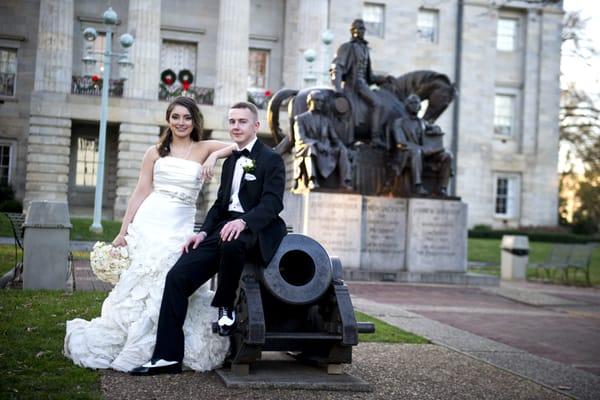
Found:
131,101 -> 287,375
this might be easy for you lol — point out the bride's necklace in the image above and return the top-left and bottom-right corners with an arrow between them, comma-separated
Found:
170,141 -> 193,159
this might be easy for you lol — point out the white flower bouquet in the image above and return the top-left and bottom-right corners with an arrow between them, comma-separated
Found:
90,241 -> 131,284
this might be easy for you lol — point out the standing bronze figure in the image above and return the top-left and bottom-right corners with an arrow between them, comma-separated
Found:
330,19 -> 387,146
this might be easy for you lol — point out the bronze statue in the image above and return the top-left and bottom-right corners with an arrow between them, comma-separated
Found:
293,90 -> 352,191
267,16 -> 458,196
330,19 -> 388,146
389,94 -> 453,196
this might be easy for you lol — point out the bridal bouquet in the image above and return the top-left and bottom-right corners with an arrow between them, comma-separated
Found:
90,242 -> 131,284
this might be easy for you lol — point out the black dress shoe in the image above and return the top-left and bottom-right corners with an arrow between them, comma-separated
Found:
218,323 -> 235,337
129,361 -> 182,376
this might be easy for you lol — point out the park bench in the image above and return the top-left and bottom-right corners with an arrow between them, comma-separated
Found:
1,212 -> 25,288
566,243 -> 597,285
532,243 -> 596,285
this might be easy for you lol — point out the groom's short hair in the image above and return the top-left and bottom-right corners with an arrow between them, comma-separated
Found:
230,101 -> 259,121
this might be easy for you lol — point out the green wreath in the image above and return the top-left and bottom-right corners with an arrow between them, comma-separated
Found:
160,69 -> 176,85
178,69 -> 194,84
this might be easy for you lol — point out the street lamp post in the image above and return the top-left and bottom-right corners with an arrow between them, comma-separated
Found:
303,48 -> 317,88
320,30 -> 334,86
82,7 -> 134,233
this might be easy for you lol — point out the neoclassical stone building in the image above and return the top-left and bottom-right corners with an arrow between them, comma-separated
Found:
0,0 -> 563,228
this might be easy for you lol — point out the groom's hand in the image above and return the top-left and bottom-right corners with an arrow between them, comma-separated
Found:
182,232 -> 207,253
220,219 -> 246,242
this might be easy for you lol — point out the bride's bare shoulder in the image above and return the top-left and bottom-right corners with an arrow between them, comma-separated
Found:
144,145 -> 161,161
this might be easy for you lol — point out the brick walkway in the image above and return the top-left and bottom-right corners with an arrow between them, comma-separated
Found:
73,259 -> 113,291
349,281 -> 600,377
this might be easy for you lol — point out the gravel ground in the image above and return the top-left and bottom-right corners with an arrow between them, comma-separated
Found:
101,343 -> 570,400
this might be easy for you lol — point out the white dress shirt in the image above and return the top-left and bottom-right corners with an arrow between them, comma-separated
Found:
228,138 -> 258,213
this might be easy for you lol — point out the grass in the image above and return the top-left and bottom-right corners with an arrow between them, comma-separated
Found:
0,214 -> 122,243
0,244 -> 21,277
0,290 -> 107,399
467,238 -> 600,285
356,311 -> 428,344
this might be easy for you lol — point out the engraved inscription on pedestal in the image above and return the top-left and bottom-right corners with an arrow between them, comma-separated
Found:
303,192 -> 362,269
406,199 -> 467,272
361,197 -> 407,271
280,191 -> 304,234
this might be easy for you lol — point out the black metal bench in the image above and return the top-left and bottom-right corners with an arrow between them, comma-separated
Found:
1,212 -> 25,288
532,243 -> 597,285
567,244 -> 597,285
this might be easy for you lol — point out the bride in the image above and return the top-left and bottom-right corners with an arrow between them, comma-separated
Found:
64,97 -> 234,372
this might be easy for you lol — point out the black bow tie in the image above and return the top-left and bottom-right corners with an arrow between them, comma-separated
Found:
233,149 -> 250,159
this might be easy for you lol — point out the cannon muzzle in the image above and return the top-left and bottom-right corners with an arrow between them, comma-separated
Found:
261,234 -> 332,305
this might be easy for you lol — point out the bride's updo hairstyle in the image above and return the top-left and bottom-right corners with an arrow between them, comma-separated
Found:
157,96 -> 205,157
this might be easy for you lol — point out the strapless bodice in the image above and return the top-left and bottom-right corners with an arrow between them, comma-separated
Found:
153,156 -> 203,205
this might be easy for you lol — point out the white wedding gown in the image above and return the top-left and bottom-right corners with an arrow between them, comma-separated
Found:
64,156 -> 229,372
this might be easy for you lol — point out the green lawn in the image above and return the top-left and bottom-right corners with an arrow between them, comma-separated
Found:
0,290 -> 106,399
0,244 -> 21,277
0,214 -> 122,242
468,238 -> 600,285
356,311 -> 428,344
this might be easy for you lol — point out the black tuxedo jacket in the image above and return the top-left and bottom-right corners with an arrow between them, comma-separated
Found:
202,139 -> 287,263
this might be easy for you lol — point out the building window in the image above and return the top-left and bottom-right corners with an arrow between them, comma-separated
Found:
0,48 -> 17,97
494,174 -> 520,218
160,40 -> 197,81
494,94 -> 515,136
75,137 -> 98,187
497,18 -> 518,51
363,3 -> 385,38
248,49 -> 269,89
417,9 -> 439,43
0,144 -> 12,185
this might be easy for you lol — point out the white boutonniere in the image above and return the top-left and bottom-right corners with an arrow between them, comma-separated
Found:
241,157 -> 256,174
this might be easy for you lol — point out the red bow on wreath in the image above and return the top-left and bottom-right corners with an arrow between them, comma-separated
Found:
178,69 -> 194,92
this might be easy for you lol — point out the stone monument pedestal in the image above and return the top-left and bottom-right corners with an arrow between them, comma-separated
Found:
281,192 -> 494,285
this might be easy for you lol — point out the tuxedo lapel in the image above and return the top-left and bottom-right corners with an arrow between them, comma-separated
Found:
221,156 -> 237,211
240,140 -> 262,193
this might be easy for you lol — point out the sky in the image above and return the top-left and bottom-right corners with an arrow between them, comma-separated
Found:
558,0 -> 599,174
561,0 -> 600,95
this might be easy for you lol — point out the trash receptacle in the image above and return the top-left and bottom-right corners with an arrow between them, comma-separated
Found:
22,201 -> 72,290
500,235 -> 529,280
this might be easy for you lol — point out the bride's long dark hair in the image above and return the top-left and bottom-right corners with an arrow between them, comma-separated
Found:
157,96 -> 204,157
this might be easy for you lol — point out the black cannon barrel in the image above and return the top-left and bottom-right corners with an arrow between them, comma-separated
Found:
357,322 -> 376,334
261,234 -> 333,305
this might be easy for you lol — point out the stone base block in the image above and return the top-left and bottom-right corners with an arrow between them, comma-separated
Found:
215,352 -> 371,391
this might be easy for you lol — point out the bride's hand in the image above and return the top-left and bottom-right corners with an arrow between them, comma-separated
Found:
201,154 -> 217,182
182,232 -> 207,253
112,233 -> 127,247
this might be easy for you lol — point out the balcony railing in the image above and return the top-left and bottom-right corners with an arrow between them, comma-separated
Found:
159,83 -> 214,105
247,88 -> 273,110
71,75 -> 124,97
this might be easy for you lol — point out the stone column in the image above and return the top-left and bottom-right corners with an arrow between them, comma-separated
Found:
113,123 -> 160,218
25,0 -> 74,207
125,0 -> 161,99
33,0 -> 74,92
214,0 -> 250,106
24,116 -> 71,207
282,0 -> 328,88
